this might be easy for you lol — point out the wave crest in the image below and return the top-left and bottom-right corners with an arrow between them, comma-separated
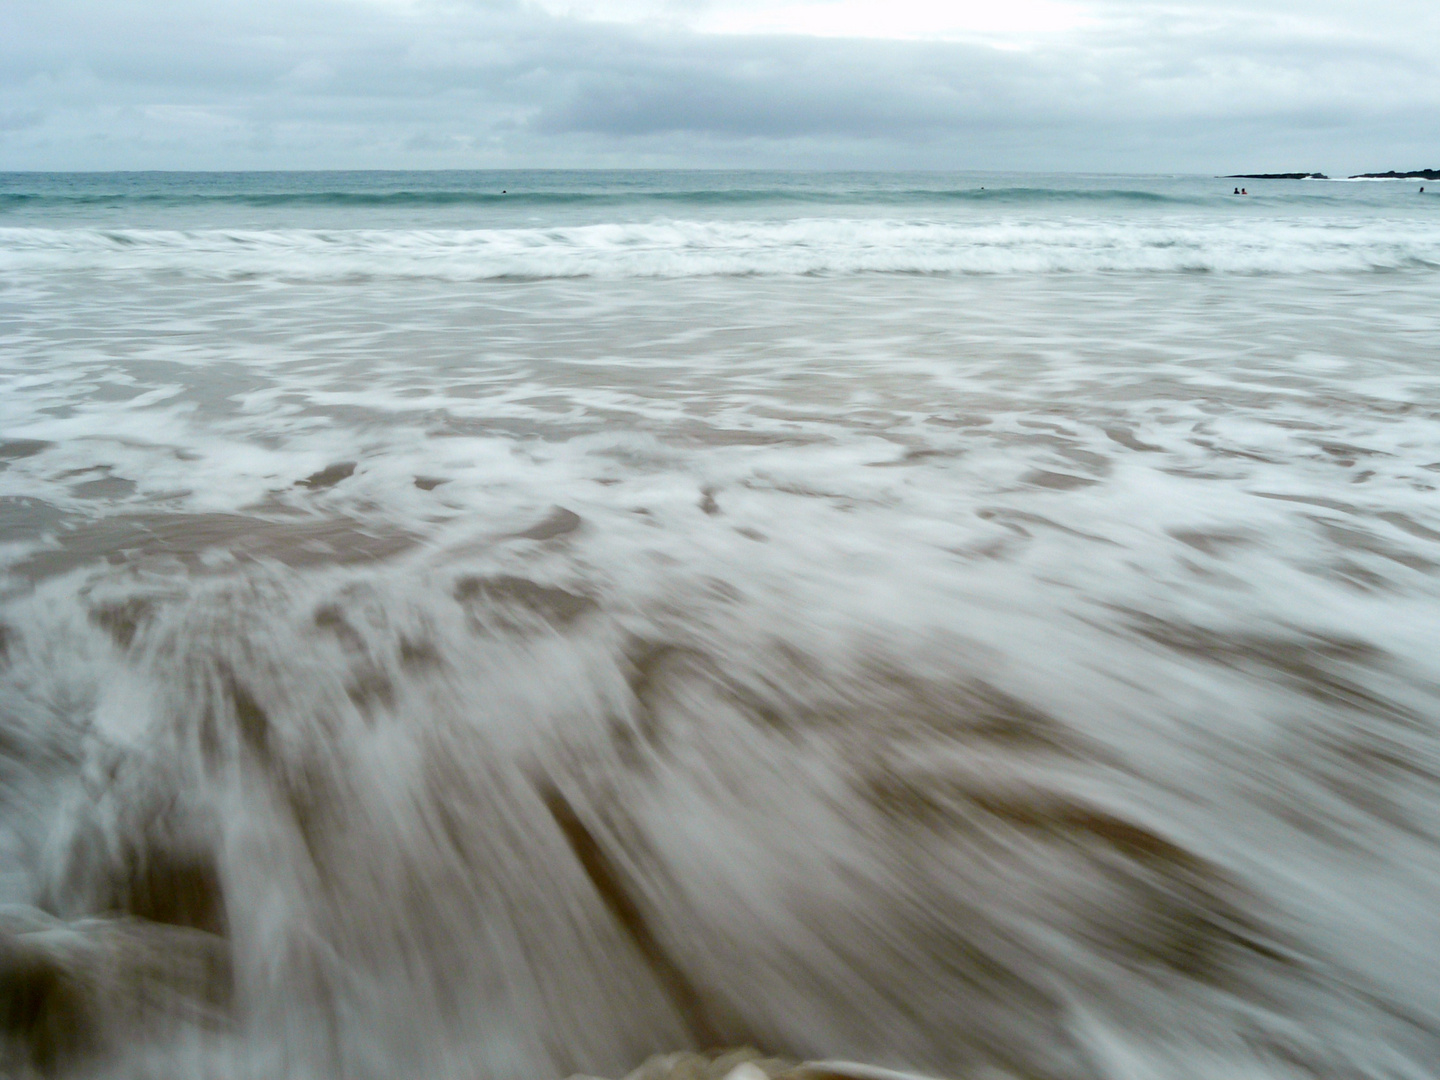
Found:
3,218 -> 1438,280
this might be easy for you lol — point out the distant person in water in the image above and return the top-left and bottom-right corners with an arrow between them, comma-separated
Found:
1234,188 -> 1240,195
1241,188 -> 1248,195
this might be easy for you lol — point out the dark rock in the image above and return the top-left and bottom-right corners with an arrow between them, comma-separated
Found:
1348,169 -> 1440,180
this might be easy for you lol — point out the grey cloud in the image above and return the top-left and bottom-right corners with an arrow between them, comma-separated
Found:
533,38 -> 1015,138
0,110 -> 44,132
0,0 -> 1435,170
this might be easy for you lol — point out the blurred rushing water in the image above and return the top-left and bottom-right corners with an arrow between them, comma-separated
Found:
3,174 -> 1440,1079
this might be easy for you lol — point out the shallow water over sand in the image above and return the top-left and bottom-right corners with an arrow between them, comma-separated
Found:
3,174 -> 1440,1079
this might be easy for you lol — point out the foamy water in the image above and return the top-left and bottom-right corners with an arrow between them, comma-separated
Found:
3,214 -> 1439,278
2,172 -> 1440,1080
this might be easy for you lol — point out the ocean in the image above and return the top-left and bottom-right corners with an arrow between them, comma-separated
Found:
2,170 -> 1439,1079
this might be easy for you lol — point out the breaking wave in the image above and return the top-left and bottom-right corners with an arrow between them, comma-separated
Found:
3,217 -> 1439,280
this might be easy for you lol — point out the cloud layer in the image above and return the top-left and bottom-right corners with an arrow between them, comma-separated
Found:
2,0 -> 1436,171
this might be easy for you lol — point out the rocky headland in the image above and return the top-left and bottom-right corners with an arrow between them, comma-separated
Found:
1348,169 -> 1440,180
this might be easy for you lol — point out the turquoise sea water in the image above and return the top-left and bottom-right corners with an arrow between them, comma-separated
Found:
2,172 -> 1440,1080
2,169 -> 1436,222
3,170 -> 1438,272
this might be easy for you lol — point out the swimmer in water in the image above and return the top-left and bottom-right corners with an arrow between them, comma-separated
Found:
1234,188 -> 1240,195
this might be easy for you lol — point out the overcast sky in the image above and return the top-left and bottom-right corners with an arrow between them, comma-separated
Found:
2,0 -> 1436,172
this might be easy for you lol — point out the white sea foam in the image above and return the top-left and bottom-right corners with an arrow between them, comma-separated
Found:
2,215 -> 1439,281
5,181 -> 1440,1080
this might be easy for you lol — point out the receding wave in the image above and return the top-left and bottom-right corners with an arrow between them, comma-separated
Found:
3,218 -> 1438,279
